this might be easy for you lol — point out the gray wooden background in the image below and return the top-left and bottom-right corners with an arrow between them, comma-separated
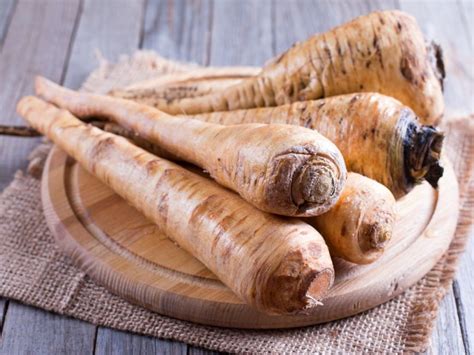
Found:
0,0 -> 472,354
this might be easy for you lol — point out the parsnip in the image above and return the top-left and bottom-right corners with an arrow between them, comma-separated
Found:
185,163 -> 396,265
17,95 -> 335,315
117,67 -> 259,103
35,76 -> 347,217
111,10 -> 444,124
188,93 -> 444,198
309,173 -> 396,264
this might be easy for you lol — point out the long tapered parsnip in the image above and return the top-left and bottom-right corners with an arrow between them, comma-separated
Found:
35,76 -> 347,217
187,93 -> 444,198
308,173 -> 396,264
17,95 -> 335,315
110,11 -> 445,125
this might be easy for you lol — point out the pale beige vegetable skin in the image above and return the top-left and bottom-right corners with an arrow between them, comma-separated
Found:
35,76 -> 347,217
17,95 -> 335,315
308,173 -> 396,264
189,93 -> 444,198
111,10 -> 445,125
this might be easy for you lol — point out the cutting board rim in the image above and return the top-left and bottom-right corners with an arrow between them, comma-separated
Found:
41,146 -> 460,329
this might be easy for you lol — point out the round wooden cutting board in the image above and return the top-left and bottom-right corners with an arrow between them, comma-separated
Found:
41,146 -> 459,329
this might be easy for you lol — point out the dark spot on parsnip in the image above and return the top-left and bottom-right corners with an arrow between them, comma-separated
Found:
396,21 -> 402,33
400,56 -> 415,83
349,95 -> 358,106
336,41 -> 342,56
341,223 -> 347,237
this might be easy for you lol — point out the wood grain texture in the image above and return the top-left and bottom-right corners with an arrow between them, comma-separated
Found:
40,147 -> 459,329
142,0 -> 212,64
63,0 -> 145,89
0,299 -> 6,334
455,244 -> 474,354
0,1 -> 13,335
0,0 -> 81,191
0,0 -> 470,352
136,0 -> 215,350
453,279 -> 472,355
0,0 -> 16,47
0,302 -> 96,355
0,0 -> 84,348
429,291 -> 466,355
187,346 -> 219,355
209,0 -> 274,66
273,0 -> 399,54
95,327 -> 187,355
399,0 -> 473,116
56,0 -> 152,351
398,1 -> 473,352
459,0 -> 473,40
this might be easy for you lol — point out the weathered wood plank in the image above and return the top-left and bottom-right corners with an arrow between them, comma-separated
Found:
274,0 -> 399,54
56,0 -> 177,351
0,0 -> 16,46
399,2 -> 473,353
92,1 -> 212,350
428,290 -> 466,354
188,346 -> 220,355
64,0 -> 145,88
142,0 -> 212,64
95,327 -> 187,355
0,0 -> 81,191
0,302 -> 96,354
452,3 -> 473,354
459,0 -> 473,41
209,0 -> 273,66
0,299 -> 6,333
454,239 -> 474,354
0,2 -> 470,354
274,2 -> 467,354
399,0 -> 473,116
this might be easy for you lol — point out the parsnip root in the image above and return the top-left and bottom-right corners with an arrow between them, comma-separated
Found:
36,76 -> 347,217
189,93 -> 444,197
111,10 -> 445,124
17,95 -> 335,315
309,173 -> 396,264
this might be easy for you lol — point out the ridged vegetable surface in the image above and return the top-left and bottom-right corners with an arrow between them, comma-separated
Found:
188,93 -> 444,198
17,95 -> 335,315
308,173 -> 396,264
36,76 -> 347,217
111,10 -> 445,125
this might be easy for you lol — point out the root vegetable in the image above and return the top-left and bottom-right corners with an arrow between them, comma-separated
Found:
17,95 -> 335,315
309,173 -> 396,264
116,67 -> 260,103
186,163 -> 396,265
111,10 -> 444,125
188,93 -> 444,198
35,76 -> 347,217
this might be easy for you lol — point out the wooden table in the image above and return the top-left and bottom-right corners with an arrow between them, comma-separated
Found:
0,0 -> 472,353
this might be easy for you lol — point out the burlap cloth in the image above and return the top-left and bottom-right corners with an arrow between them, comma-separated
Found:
1,52 -> 473,353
